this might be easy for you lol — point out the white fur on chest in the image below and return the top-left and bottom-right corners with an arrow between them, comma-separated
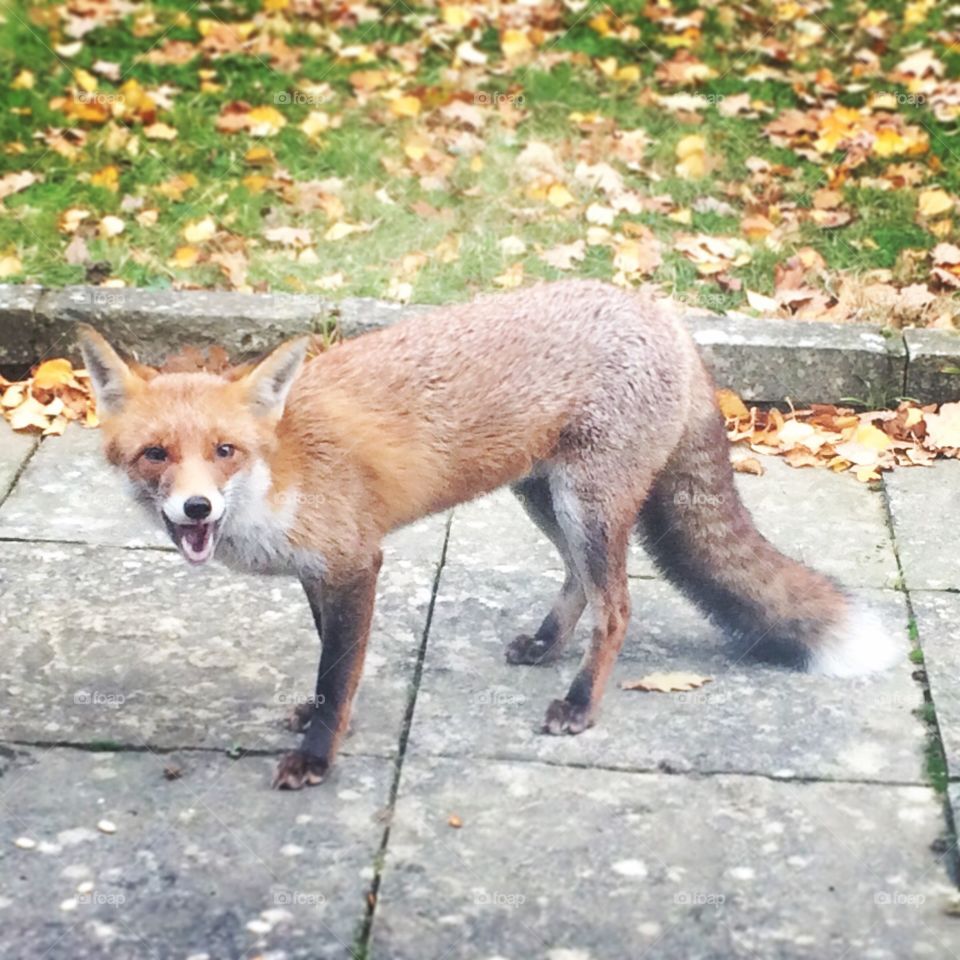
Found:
215,460 -> 319,576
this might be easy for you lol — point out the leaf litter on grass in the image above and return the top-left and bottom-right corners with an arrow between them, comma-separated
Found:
0,0 -> 958,319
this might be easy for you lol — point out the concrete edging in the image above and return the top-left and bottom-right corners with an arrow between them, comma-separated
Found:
1,283 -> 958,404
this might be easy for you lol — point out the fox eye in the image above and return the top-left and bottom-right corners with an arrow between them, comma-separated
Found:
215,443 -> 236,459
142,446 -> 168,463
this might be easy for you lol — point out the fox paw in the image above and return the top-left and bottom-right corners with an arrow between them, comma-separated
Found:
506,634 -> 560,665
284,702 -> 315,733
542,699 -> 593,736
272,751 -> 329,790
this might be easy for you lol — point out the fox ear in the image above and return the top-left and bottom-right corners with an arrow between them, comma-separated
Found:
241,337 -> 308,417
76,324 -> 139,415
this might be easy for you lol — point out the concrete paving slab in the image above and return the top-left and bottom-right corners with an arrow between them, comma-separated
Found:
735,457 -> 899,590
411,560 -> 921,781
0,512 -> 445,756
911,592 -> 960,780
885,462 -> 960,591
0,420 -> 36,505
0,745 -> 388,960
372,757 -> 958,960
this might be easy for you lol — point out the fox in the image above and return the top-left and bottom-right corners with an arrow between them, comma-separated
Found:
77,279 -> 901,790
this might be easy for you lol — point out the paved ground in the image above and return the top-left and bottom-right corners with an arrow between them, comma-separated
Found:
1,420 -> 959,959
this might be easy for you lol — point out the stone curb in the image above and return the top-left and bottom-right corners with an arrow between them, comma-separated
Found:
1,283 -> 958,404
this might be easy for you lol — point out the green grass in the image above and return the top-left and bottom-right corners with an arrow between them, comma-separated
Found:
0,0 -> 956,315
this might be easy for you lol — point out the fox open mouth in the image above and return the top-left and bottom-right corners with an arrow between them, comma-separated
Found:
163,517 -> 221,565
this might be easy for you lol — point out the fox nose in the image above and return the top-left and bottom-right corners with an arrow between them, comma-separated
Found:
183,496 -> 212,521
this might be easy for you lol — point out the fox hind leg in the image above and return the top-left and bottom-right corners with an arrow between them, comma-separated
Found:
507,476 -> 587,665
541,468 -> 639,735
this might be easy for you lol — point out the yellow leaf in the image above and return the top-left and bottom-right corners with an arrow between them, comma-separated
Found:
501,28 -> 532,59
675,134 -> 707,178
613,238 -> 661,275
676,134 -> 707,160
73,68 -> 98,93
33,358 -> 75,390
246,106 -> 286,136
0,255 -> 23,278
616,65 -> 641,83
172,245 -> 200,267
182,217 -> 216,243
918,189 -> 954,218
242,174 -> 270,193
156,173 -> 198,201
589,15 -> 612,35
854,423 -> 893,451
403,134 -> 430,161
264,0 -> 289,9
872,128 -> 907,157
11,69 -> 35,90
300,111 -> 331,138
390,96 -> 422,119
546,183 -> 575,208
144,122 -> 178,141
716,388 -> 749,421
244,146 -> 275,166
90,165 -> 120,192
442,4 -> 469,27
324,221 -> 371,242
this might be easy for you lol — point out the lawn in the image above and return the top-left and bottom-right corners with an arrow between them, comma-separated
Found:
0,0 -> 958,325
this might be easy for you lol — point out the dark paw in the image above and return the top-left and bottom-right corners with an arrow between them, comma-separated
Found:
272,751 -> 329,790
506,634 -> 559,666
542,699 -> 593,735
284,702 -> 315,733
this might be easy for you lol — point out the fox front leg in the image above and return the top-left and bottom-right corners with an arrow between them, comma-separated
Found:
273,552 -> 382,790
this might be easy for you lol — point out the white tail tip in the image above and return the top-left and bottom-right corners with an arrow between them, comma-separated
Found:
807,603 -> 903,678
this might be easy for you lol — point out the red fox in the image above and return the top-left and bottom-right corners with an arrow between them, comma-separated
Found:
78,280 -> 900,789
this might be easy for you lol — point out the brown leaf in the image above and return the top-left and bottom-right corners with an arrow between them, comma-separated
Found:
622,672 -> 713,693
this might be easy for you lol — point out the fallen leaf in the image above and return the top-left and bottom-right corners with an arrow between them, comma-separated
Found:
182,217 -> 217,243
622,672 -> 713,693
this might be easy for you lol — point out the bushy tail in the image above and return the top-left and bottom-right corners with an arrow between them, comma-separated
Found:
637,368 -> 900,676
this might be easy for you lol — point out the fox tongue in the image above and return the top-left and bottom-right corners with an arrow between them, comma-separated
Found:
180,522 -> 213,562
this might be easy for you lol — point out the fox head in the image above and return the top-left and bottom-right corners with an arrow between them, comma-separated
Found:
77,326 -> 307,566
